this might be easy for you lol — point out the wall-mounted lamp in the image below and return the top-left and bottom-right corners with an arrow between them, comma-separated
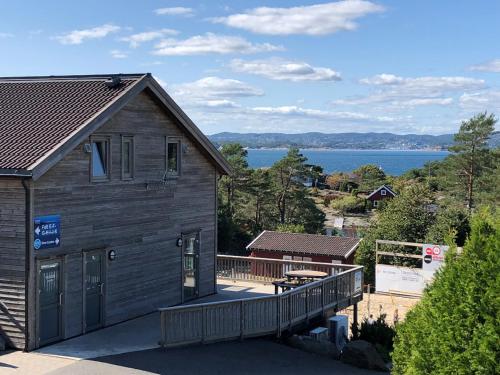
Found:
108,249 -> 117,261
84,143 -> 92,153
176,238 -> 183,247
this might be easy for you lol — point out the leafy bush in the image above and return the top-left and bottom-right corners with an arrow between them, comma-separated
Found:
392,209 -> 499,374
351,313 -> 395,362
331,195 -> 366,214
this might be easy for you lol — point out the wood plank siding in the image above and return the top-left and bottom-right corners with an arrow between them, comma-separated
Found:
0,178 -> 27,349
32,90 -> 218,342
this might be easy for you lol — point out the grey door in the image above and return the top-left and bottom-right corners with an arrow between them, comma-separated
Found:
183,233 -> 200,301
38,260 -> 63,345
85,251 -> 104,331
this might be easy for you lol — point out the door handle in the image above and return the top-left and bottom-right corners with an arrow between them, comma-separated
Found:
100,283 -> 104,295
59,292 -> 63,306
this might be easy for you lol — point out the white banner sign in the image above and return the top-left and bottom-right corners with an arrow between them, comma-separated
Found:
376,264 -> 431,295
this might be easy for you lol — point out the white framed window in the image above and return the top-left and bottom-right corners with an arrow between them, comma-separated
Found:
166,137 -> 181,176
381,189 -> 387,196
121,136 -> 134,180
90,136 -> 110,182
373,200 -> 379,207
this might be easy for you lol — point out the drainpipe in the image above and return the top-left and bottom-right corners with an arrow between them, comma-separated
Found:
21,177 -> 32,352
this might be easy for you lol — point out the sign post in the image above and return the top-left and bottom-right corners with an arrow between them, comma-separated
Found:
34,215 -> 61,250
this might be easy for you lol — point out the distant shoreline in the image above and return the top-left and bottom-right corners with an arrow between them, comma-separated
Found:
245,147 -> 449,152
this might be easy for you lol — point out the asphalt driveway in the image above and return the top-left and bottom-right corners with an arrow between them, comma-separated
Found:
45,339 -> 379,375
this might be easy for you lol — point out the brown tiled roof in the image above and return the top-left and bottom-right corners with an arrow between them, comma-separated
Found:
247,231 -> 361,258
0,75 -> 143,171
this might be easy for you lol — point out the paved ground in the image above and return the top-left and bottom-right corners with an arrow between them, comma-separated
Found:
45,339 -> 379,375
0,281 -> 398,374
0,350 -> 76,375
32,280 -> 274,360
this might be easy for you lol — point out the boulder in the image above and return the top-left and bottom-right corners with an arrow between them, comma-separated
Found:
340,340 -> 388,372
286,334 -> 341,359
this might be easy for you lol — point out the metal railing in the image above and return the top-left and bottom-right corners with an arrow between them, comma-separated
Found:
216,254 -> 355,282
159,256 -> 363,348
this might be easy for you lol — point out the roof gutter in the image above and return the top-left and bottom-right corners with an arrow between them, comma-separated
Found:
0,169 -> 32,177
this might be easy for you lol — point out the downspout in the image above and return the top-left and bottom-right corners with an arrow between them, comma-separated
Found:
21,177 -> 32,351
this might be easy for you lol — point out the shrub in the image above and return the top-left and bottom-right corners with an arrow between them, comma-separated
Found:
351,313 -> 395,362
392,209 -> 499,374
331,195 -> 366,214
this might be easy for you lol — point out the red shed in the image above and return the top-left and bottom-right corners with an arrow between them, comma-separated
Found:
366,184 -> 397,208
246,231 -> 361,265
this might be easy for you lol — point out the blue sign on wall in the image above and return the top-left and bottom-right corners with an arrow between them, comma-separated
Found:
34,215 -> 61,250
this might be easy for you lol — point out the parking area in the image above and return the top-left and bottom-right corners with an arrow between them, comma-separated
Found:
1,339 -> 379,375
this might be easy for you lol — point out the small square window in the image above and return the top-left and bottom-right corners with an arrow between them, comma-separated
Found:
166,138 -> 181,176
91,137 -> 110,181
381,189 -> 387,196
121,136 -> 134,180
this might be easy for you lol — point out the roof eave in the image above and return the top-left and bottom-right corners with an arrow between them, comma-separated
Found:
0,168 -> 32,178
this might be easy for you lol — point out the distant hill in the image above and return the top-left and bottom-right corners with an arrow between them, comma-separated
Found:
209,132 -> 500,150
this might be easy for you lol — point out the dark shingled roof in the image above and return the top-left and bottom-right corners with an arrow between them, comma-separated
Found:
0,74 -> 143,170
247,231 -> 361,259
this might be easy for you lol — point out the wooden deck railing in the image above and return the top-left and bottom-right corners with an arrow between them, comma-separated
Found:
159,256 -> 363,348
216,254 -> 354,282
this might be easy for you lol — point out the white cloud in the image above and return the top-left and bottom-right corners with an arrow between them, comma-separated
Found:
0,32 -> 14,38
251,106 -> 331,118
204,99 -> 240,108
229,58 -> 341,82
154,7 -> 194,16
153,33 -> 283,56
120,29 -> 178,48
110,49 -> 127,59
459,91 -> 500,111
55,24 -> 120,45
334,95 -> 454,107
171,76 -> 264,107
250,105 -> 394,122
212,1 -> 384,35
469,59 -> 500,73
359,74 -> 485,94
333,73 -> 484,111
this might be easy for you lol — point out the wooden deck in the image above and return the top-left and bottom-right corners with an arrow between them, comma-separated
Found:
159,255 -> 363,348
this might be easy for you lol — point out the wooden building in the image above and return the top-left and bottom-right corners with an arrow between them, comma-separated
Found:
366,184 -> 397,208
0,74 -> 230,350
247,231 -> 361,264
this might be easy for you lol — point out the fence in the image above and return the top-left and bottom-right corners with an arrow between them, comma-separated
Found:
217,254 -> 355,282
159,256 -> 363,348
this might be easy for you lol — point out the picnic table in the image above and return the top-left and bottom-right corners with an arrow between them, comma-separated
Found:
272,270 -> 329,294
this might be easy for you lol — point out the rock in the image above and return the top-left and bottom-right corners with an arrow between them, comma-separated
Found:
286,334 -> 341,359
340,340 -> 388,372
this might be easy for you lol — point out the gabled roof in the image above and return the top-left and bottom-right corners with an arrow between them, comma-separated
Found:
246,230 -> 361,259
366,184 -> 397,199
0,73 -> 231,179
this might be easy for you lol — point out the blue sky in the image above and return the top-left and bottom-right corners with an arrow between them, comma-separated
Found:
1,0 -> 499,135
